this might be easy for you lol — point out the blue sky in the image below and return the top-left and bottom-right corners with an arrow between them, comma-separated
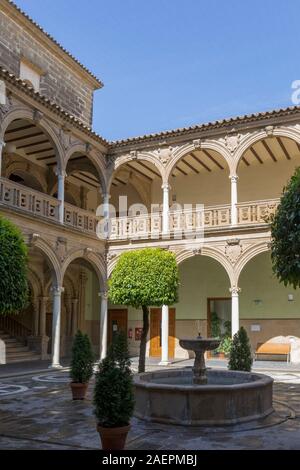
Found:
14,0 -> 300,141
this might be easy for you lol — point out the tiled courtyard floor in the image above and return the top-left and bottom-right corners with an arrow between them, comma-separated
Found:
0,363 -> 300,450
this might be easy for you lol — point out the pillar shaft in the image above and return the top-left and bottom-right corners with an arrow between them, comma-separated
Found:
162,183 -> 170,235
71,298 -> 79,336
230,175 -> 238,225
99,291 -> 108,360
230,287 -> 240,336
159,305 -> 170,365
0,139 -> 5,177
39,297 -> 48,336
56,170 -> 66,224
50,286 -> 64,368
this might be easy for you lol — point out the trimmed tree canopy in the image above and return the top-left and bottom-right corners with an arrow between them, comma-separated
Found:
109,248 -> 179,308
271,167 -> 300,288
0,216 -> 28,315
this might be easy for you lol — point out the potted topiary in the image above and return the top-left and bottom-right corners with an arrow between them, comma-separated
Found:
94,331 -> 134,450
70,330 -> 94,400
228,326 -> 253,372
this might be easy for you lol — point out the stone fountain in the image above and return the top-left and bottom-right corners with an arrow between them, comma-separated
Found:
179,335 -> 220,385
134,334 -> 274,426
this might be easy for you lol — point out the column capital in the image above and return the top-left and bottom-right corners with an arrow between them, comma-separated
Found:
39,296 -> 49,302
99,291 -> 108,300
71,298 -> 79,305
229,286 -> 241,296
161,182 -> 171,191
54,166 -> 67,178
229,175 -> 239,182
51,285 -> 64,295
0,139 -> 5,149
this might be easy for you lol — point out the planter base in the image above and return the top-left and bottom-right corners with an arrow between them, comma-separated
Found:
70,382 -> 88,400
97,424 -> 130,450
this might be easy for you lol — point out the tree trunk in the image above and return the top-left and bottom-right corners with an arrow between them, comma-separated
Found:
139,305 -> 149,373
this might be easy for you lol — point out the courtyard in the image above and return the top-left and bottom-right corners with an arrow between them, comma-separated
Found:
0,361 -> 300,451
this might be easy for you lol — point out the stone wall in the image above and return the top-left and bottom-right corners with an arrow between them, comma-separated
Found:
0,8 -> 95,126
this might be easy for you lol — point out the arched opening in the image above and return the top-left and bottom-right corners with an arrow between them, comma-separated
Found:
237,136 -> 300,202
2,118 -> 60,194
175,255 -> 231,359
61,257 -> 101,358
64,151 -> 104,212
169,148 -> 230,207
239,251 -> 300,362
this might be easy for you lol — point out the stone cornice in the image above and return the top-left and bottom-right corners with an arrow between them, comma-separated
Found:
1,0 -> 103,89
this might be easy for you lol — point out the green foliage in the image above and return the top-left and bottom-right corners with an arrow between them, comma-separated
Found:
108,248 -> 179,308
0,216 -> 28,315
94,332 -> 134,428
228,327 -> 253,372
217,336 -> 232,356
271,167 -> 300,288
223,320 -> 231,337
210,312 -> 221,338
70,330 -> 94,383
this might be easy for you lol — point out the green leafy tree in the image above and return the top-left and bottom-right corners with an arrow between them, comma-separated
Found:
94,331 -> 134,428
271,167 -> 300,288
0,216 -> 28,315
228,326 -> 253,372
109,248 -> 179,373
70,330 -> 94,383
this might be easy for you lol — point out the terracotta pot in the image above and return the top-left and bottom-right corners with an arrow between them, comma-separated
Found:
70,382 -> 88,400
97,424 -> 130,450
218,352 -> 225,359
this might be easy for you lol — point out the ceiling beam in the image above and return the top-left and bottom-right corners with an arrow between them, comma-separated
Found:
5,132 -> 44,143
135,161 -> 161,178
126,163 -> 153,181
201,149 -> 224,170
26,147 -> 54,156
262,140 -> 277,162
115,177 -> 127,185
16,139 -> 50,150
190,152 -> 211,172
5,124 -> 36,134
249,147 -> 263,164
242,156 -> 250,166
181,158 -> 199,174
277,137 -> 291,160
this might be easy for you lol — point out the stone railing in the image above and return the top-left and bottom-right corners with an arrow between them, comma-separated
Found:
0,176 -> 59,221
0,177 -> 100,235
64,202 -> 100,234
237,198 -> 280,225
110,213 -> 162,240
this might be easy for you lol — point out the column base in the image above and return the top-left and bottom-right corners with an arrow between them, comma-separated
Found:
48,363 -> 63,369
158,360 -> 172,366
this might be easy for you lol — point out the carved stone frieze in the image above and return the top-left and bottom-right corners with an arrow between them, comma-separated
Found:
56,237 -> 67,263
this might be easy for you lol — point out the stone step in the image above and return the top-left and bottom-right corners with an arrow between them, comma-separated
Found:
6,355 -> 40,363
2,338 -> 19,344
5,345 -> 29,352
6,350 -> 38,358
0,334 -> 11,340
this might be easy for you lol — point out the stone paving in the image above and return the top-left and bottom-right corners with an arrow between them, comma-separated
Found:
0,364 -> 300,450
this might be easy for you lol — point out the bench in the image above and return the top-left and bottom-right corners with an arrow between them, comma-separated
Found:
255,342 -> 291,363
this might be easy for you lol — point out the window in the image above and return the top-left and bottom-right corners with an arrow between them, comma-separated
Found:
19,59 -> 42,92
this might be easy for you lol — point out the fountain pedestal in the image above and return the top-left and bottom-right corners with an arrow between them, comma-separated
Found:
179,335 -> 220,385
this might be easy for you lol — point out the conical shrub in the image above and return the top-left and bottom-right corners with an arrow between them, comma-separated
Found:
228,326 -> 253,372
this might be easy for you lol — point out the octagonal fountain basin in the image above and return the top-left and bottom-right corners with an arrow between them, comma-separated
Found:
134,368 -> 273,426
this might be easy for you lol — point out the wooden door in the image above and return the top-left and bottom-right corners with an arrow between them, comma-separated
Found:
108,309 -> 128,346
150,308 -> 175,358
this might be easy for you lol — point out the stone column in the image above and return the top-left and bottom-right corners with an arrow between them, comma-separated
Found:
78,270 -> 88,330
71,298 -> 79,336
99,291 -> 108,360
101,192 -> 110,239
34,302 -> 39,336
159,305 -> 171,365
230,175 -> 238,225
56,169 -> 66,224
39,296 -> 48,336
162,183 -> 170,235
0,139 -> 5,177
230,287 -> 240,336
50,286 -> 64,368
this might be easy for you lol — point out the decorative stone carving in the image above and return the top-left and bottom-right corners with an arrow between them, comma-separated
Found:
225,239 -> 242,264
130,150 -> 137,160
157,146 -> 172,166
265,125 -> 274,137
84,247 -> 93,258
193,139 -> 201,150
192,247 -> 202,256
225,133 -> 240,154
229,286 -> 241,296
106,251 -> 117,262
33,109 -> 44,123
105,154 -> 115,169
28,233 -> 41,246
59,127 -> 71,150
0,93 -> 13,119
56,237 -> 67,262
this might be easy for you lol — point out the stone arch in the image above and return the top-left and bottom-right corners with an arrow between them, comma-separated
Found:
165,140 -> 232,182
63,273 -> 76,299
27,267 -> 43,299
107,151 -> 165,193
62,248 -> 106,291
0,108 -> 65,170
5,161 -> 47,193
64,143 -> 106,194
234,241 -> 270,285
234,126 -> 300,171
175,246 -> 235,287
29,236 -> 62,287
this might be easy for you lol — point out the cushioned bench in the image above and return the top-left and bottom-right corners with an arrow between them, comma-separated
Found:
255,342 -> 291,362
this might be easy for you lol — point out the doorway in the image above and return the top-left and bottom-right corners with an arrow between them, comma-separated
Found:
108,309 -> 128,346
150,308 -> 175,358
207,297 -> 231,358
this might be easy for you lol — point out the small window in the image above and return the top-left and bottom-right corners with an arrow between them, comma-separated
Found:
19,59 -> 42,92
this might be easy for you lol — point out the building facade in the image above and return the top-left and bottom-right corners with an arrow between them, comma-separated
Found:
0,0 -> 300,366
